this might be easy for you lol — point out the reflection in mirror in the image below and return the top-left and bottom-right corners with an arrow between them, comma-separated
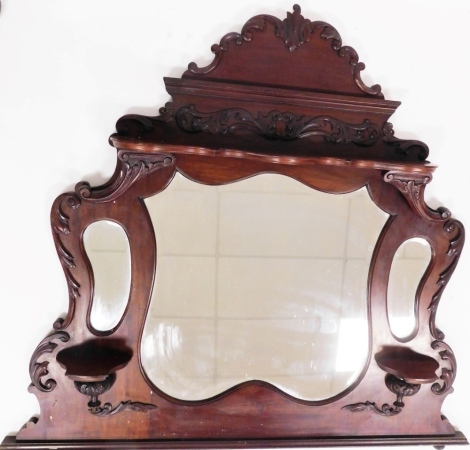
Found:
84,220 -> 131,331
141,173 -> 389,401
387,238 -> 431,340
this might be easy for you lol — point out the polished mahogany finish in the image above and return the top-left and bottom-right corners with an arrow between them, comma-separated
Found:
2,5 -> 467,449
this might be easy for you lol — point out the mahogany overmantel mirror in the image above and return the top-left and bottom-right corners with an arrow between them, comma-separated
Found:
1,5 -> 467,449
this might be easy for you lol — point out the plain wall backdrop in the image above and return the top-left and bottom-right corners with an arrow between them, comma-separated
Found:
0,0 -> 469,446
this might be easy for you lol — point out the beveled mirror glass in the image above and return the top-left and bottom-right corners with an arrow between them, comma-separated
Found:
387,238 -> 432,340
85,220 -> 131,332
141,173 -> 389,400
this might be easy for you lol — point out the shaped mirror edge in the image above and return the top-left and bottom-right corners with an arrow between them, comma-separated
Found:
387,238 -> 432,341
5,3 -> 467,449
83,220 -> 132,333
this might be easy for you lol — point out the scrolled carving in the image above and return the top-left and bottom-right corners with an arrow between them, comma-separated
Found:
428,219 -> 465,340
188,5 -> 381,96
115,107 -> 174,138
342,375 -> 420,417
75,152 -> 175,203
175,105 -> 379,145
384,171 -> 452,223
73,373 -> 156,416
431,341 -> 457,395
29,331 -> 70,392
51,194 -> 82,331
383,122 -> 429,161
89,401 -> 157,417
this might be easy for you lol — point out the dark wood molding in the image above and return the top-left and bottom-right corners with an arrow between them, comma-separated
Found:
2,3 -> 466,449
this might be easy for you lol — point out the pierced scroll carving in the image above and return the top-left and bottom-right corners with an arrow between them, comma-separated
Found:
342,375 -> 420,417
431,341 -> 457,396
384,171 -> 451,222
115,107 -> 174,138
174,106 -> 380,145
29,331 -> 70,392
187,5 -> 381,96
51,194 -> 82,331
75,152 -> 174,203
383,123 -> 429,161
429,220 -> 465,340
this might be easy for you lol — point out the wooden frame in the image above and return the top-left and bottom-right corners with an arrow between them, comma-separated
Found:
2,4 -> 467,449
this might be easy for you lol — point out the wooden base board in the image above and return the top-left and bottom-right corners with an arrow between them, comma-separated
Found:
2,433 -> 468,449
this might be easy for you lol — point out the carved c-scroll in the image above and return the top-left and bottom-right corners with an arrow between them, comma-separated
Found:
187,5 -> 381,96
384,171 -> 450,222
75,152 -> 175,203
431,341 -> 456,396
383,123 -> 429,161
174,106 -> 380,145
29,331 -> 70,392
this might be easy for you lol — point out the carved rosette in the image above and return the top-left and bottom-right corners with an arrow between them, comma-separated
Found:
431,341 -> 456,395
29,331 -> 70,392
384,171 -> 451,222
188,5 -> 381,96
175,106 -> 379,145
75,152 -> 174,203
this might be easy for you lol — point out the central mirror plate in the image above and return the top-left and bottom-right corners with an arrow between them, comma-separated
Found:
141,173 -> 388,401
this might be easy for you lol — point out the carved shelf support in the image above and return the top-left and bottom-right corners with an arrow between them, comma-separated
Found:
29,331 -> 70,392
342,375 -> 420,417
75,152 -> 175,204
384,171 -> 450,222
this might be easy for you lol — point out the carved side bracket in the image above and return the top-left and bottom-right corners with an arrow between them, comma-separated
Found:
75,152 -> 175,203
384,171 -> 450,222
174,106 -> 380,145
431,341 -> 457,396
29,331 -> 70,392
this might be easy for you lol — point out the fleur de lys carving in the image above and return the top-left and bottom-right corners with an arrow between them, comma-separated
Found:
29,331 -> 70,392
175,106 -> 379,145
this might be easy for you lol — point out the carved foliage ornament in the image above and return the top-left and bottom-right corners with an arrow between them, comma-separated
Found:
175,106 -> 379,145
188,5 -> 381,96
29,331 -> 70,392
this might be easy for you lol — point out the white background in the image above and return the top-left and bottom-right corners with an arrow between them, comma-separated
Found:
0,0 -> 469,445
